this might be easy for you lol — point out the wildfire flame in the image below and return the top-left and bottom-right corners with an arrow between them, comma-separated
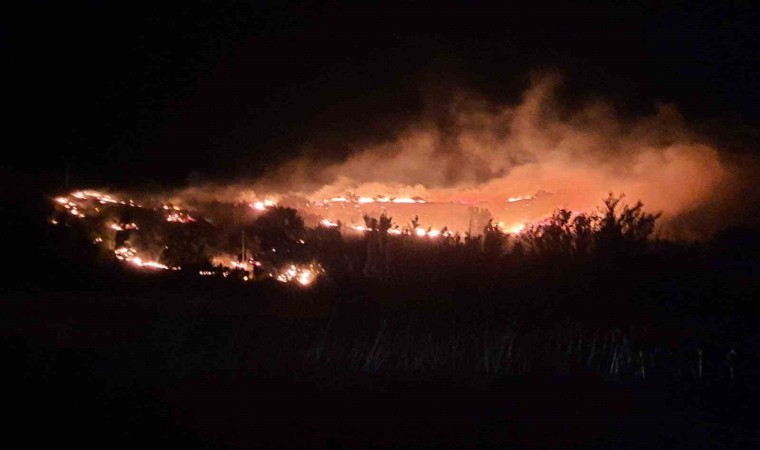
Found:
507,223 -> 525,234
166,212 -> 195,223
251,199 -> 277,211
274,262 -> 324,286
114,246 -> 169,270
111,222 -> 139,231
507,196 -> 534,203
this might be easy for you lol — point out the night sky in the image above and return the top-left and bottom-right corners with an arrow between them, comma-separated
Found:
6,1 -> 758,189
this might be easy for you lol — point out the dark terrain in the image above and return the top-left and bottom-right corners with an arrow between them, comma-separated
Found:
2,178 -> 759,448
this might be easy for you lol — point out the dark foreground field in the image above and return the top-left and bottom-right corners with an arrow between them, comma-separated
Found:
3,272 -> 759,449
2,187 -> 759,448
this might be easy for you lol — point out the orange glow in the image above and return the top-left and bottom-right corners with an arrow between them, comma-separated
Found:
393,197 -> 424,204
231,260 -> 250,271
166,212 -> 195,223
114,246 -> 169,270
251,199 -> 277,211
507,196 -> 534,203
507,223 -> 525,234
274,262 -> 324,286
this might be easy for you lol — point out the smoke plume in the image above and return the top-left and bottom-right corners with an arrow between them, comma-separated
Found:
170,73 -> 749,239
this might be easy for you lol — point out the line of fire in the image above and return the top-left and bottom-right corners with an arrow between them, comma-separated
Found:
48,187 -> 574,286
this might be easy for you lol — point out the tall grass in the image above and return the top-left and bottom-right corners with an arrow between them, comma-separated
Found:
301,317 -> 748,385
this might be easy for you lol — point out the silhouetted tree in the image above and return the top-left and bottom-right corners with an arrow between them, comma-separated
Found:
483,219 -> 507,260
520,194 -> 659,259
522,209 -> 575,257
596,193 -> 660,255
571,212 -> 597,255
410,215 -> 420,233
363,214 -> 378,231
363,213 -> 394,278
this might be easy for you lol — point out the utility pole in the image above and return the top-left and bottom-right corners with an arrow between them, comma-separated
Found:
241,230 -> 246,262
467,207 -> 473,238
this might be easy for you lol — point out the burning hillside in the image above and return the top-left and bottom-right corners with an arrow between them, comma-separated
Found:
46,75 -> 751,281
49,189 -> 325,284
48,186 -> 542,283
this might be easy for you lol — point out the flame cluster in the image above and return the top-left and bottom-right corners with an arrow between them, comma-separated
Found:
110,222 -> 138,231
274,262 -> 324,286
54,190 -> 118,218
165,212 -> 196,223
51,190 -> 195,272
53,190 -> 199,223
251,199 -> 277,211
315,195 -> 427,205
114,246 -> 171,270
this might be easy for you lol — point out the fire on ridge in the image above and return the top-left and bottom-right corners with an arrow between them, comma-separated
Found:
49,187 -> 546,285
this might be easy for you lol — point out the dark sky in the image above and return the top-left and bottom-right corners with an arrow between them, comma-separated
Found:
6,1 -> 758,189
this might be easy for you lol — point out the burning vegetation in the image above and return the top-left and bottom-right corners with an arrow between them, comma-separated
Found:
49,189 -> 328,286
49,184 -> 666,286
43,76 -> 754,287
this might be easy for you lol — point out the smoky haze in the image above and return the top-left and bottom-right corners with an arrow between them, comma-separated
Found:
165,73 -> 751,239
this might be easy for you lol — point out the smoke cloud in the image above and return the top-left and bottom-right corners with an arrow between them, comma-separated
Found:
168,73 -> 749,239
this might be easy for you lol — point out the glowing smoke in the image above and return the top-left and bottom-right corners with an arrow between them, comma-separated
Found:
167,73 -> 746,238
